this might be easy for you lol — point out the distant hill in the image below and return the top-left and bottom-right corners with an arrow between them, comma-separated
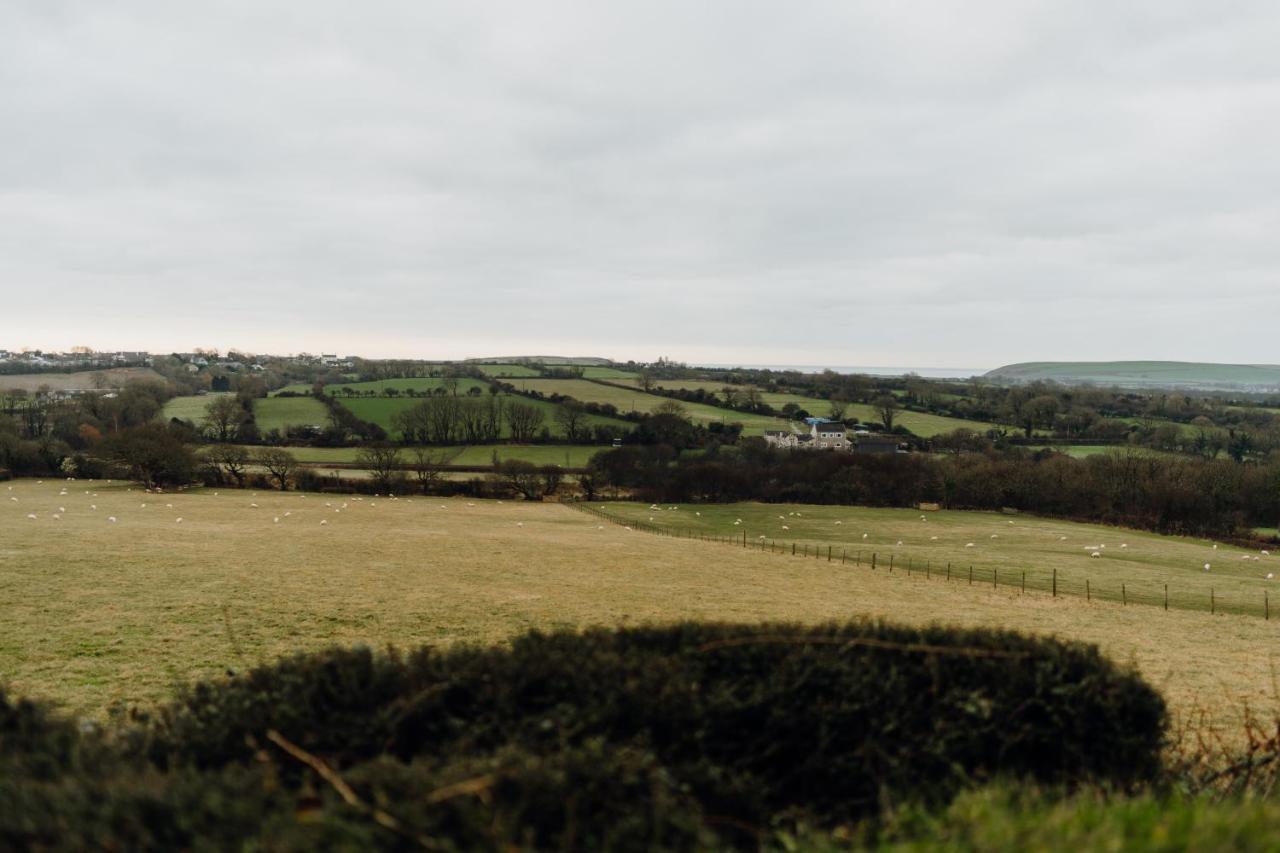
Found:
465,356 -> 614,366
985,361 -> 1280,392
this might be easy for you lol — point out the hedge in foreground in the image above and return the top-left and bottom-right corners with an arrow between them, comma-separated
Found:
5,621 -> 1166,850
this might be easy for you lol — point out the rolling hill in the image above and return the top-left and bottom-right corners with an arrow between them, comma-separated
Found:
985,361 -> 1280,392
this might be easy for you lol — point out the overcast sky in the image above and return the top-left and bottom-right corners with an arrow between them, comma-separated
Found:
3,2 -> 1279,368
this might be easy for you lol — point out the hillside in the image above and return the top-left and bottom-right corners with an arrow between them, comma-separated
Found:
466,355 -> 614,366
986,361 -> 1280,392
0,367 -> 164,392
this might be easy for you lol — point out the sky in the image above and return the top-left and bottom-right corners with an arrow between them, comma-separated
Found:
3,1 -> 1280,369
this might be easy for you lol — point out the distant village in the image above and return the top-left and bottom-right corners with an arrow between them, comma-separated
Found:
0,348 -> 354,373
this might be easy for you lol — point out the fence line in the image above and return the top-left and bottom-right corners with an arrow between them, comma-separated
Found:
569,502 -> 1277,622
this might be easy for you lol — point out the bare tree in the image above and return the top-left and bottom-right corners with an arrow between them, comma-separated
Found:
204,395 -> 244,442
720,386 -> 741,407
507,401 -> 545,442
255,447 -> 298,490
203,444 -> 251,486
409,447 -> 446,491
494,459 -> 542,500
356,443 -> 404,492
827,397 -> 849,421
873,395 -> 898,432
554,400 -> 589,442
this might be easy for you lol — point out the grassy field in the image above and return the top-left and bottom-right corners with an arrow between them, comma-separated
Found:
610,378 -> 1005,438
336,394 -> 632,440
274,377 -> 494,396
3,480 -> 1278,741
471,363 -> 541,378
161,393 -> 232,422
594,502 -> 1279,618
511,378 -> 789,434
1023,444 -> 1176,459
0,367 -> 164,393
987,360 -> 1280,391
217,444 -> 603,467
578,366 -> 639,379
162,395 -> 329,433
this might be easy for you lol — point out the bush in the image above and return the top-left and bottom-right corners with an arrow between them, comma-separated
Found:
2,622 -> 1167,850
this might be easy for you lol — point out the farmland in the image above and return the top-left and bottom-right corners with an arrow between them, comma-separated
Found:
216,444 -> 603,468
0,367 -> 163,393
987,360 -> 1280,391
595,502 -> 1278,617
336,393 -> 631,440
161,395 -> 329,433
2,478 -> 1277,741
510,378 -> 790,433
276,377 -> 492,396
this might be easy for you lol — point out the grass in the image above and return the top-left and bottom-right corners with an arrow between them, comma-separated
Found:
594,502 -> 1278,618
161,393 -> 232,422
472,363 -> 541,378
215,444 -> 603,467
4,480 -> 1278,740
1023,445 -> 1177,459
578,366 -> 639,379
252,397 -> 329,433
162,395 -> 328,433
987,360 -> 1280,390
0,367 -> 163,393
510,378 -> 789,434
335,393 -> 631,440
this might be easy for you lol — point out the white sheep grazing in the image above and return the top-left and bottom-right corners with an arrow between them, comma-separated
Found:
1267,573 -> 1274,580
930,535 -> 939,541
166,503 -> 173,508
320,520 -> 328,526
140,504 -> 147,509
1263,551 -> 1271,557
1121,544 -> 1128,549
274,518 -> 280,524
896,540 -> 903,546
249,503 -> 258,508
1090,551 -> 1102,559
108,516 -> 117,523
26,513 -> 37,520
834,521 -> 842,525
516,522 -> 523,527
990,534 -> 999,539
965,543 -> 975,548
284,512 -> 291,517
1213,544 -> 1219,550
52,514 -> 61,520
58,507 -> 65,512
1059,536 -> 1067,541
597,525 -> 604,530
862,533 -> 869,540
1204,563 -> 1211,572
175,518 -> 183,524
695,511 -> 701,517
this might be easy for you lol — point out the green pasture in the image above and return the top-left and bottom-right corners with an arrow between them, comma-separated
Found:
510,378 -> 788,434
578,366 -> 639,379
336,394 -> 630,441
593,502 -> 1279,617
253,397 -> 329,432
472,363 -> 541,378
160,394 -> 232,422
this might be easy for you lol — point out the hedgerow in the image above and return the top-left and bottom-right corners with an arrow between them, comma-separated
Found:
2,621 -> 1165,850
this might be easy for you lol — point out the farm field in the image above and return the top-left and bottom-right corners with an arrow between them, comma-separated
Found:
274,377 -> 492,396
161,393 -> 232,422
510,378 -> 789,434
987,360 -> 1280,391
471,363 -> 541,378
578,366 -> 638,379
0,367 -> 163,393
337,394 -> 631,440
2,479 -> 1277,741
1024,444 -> 1176,459
162,395 -> 329,434
627,378 -> 1008,437
221,444 -> 602,467
596,502 -> 1279,618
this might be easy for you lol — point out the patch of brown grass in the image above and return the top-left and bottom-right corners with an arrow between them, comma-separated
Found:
1,478 -> 1277,744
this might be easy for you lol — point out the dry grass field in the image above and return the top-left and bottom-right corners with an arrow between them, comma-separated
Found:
0,367 -> 163,393
2,478 -> 1278,744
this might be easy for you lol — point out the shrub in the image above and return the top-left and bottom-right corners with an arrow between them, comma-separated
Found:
0,622 -> 1167,849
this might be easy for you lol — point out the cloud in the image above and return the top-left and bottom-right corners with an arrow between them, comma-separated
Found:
2,1 -> 1279,367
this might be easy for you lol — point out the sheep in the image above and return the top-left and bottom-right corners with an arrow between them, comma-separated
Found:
1204,563 -> 1211,572
90,505 -> 96,510
8,497 -> 15,502
695,511 -> 701,517
862,533 -> 869,539
782,525 -> 790,530
1120,544 -> 1128,549
166,503 -> 173,509
26,513 -> 37,520
965,543 -> 975,548
249,503 -> 258,508
58,506 -> 65,513
175,518 -> 183,524
990,534 -> 999,539
1090,551 -> 1102,559
1267,573 -> 1275,580
320,520 -> 328,526
516,522 -> 523,527
834,521 -> 842,525
274,518 -> 280,524
896,540 -> 903,546
1263,551 -> 1271,557
140,503 -> 147,509
52,514 -> 60,520
284,511 -> 291,517
930,535 -> 939,541
108,516 -> 117,523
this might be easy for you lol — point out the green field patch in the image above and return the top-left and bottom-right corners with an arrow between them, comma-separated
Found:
595,502 -> 1279,617
252,397 -> 329,433
472,363 -> 541,378
510,378 -> 787,434
337,394 -> 630,440
161,394 -> 233,423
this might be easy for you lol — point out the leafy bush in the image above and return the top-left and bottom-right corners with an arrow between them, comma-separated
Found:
2,622 -> 1167,850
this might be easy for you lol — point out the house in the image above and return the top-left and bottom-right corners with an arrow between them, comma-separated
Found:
764,418 -> 851,451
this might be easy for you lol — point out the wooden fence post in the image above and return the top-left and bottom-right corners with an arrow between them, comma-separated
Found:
1211,588 -> 1215,615
1267,591 -> 1270,621
1164,584 -> 1168,611
1052,568 -> 1057,598
889,555 -> 894,573
968,565 -> 973,585
947,562 -> 951,581
1021,571 -> 1026,594
1086,580 -> 1090,602
1122,584 -> 1127,607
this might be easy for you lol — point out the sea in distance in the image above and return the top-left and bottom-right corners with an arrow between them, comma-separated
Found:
697,364 -> 988,379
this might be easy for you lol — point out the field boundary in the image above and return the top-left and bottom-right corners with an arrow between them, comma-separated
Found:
572,502 -> 1280,622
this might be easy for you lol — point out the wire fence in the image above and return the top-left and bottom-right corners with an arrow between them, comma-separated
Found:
572,503 -> 1277,622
